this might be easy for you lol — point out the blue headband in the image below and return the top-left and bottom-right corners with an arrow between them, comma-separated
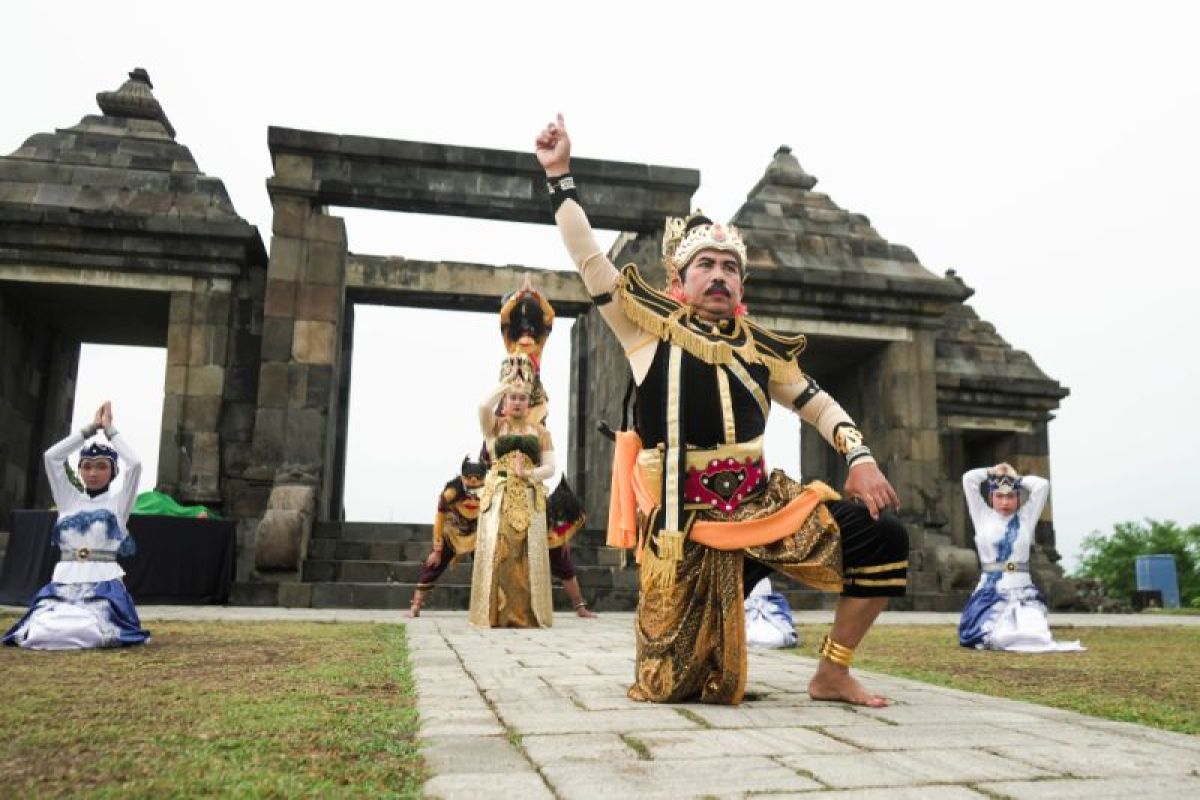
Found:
79,441 -> 119,478
987,475 -> 1021,496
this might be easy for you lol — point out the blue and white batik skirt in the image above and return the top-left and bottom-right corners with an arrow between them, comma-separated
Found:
2,579 -> 149,650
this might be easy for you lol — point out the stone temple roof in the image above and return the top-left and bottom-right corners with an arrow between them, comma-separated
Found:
733,147 -> 956,286
721,147 -> 970,330
729,146 -> 1066,413
936,300 -> 1069,417
0,68 -> 265,274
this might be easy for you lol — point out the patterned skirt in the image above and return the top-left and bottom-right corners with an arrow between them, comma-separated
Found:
629,471 -> 908,704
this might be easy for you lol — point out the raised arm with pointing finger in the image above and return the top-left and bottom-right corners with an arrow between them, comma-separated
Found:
535,114 -> 898,518
533,114 -> 910,709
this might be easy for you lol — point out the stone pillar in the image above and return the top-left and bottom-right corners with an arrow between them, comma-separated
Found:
862,331 -> 945,544
569,305 -> 647,527
250,176 -> 347,575
159,279 -> 233,504
0,286 -> 80,518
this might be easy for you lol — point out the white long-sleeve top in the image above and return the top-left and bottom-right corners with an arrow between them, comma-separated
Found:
554,198 -> 872,464
962,468 -> 1050,591
43,430 -> 142,584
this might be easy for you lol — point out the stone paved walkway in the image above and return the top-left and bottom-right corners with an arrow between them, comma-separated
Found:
404,612 -> 1200,800
5,606 -> 1199,798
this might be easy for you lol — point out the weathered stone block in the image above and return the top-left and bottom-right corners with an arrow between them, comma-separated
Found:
304,364 -> 334,408
257,362 -> 289,408
271,196 -> 312,238
274,153 -> 313,182
185,364 -> 225,397
187,324 -> 229,366
292,321 -> 336,365
260,318 -> 293,361
264,279 -> 296,318
295,283 -> 341,322
304,240 -> 345,285
181,395 -> 221,431
168,291 -> 192,324
267,482 -> 316,513
191,431 -> 221,475
164,365 -> 187,394
159,393 -> 184,433
254,504 -> 312,572
190,290 -> 232,325
225,478 -> 271,518
284,408 -> 327,463
166,322 -> 190,365
222,365 -> 258,404
264,249 -> 303,293
277,581 -> 313,608
253,407 -> 286,462
309,213 -> 346,244
287,364 -> 308,408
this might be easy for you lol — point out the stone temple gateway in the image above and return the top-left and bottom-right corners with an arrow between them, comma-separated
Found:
0,70 -> 1071,611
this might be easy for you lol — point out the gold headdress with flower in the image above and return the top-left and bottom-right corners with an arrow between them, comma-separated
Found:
661,211 -> 748,286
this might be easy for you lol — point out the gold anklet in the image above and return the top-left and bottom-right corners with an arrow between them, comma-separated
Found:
818,635 -> 855,668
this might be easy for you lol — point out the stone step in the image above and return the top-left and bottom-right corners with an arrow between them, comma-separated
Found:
234,578 -> 962,614
301,559 -> 618,587
312,521 -> 428,542
306,538 -> 622,566
230,581 -> 282,607
314,521 -> 611,547
282,581 -> 641,612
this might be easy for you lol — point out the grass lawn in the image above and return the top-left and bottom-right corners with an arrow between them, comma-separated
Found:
800,623 -> 1200,736
0,619 -> 424,798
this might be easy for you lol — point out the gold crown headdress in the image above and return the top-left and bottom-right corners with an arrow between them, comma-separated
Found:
662,210 -> 748,285
498,353 -> 536,394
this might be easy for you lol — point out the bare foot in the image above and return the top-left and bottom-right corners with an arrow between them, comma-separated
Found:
575,605 -> 597,618
407,604 -> 421,619
808,667 -> 888,707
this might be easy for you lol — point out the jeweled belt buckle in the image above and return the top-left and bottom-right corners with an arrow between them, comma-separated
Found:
685,457 -> 766,513
77,547 -> 91,561
1004,560 -> 1017,572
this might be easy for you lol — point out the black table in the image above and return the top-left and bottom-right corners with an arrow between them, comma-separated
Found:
0,510 -> 235,606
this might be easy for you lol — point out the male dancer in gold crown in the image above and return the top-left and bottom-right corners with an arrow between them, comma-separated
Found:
535,115 -> 908,706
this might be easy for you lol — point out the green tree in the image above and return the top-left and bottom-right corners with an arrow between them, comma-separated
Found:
1074,519 -> 1200,606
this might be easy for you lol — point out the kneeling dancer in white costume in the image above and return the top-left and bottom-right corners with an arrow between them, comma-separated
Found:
957,463 -> 1083,652
3,401 -> 150,650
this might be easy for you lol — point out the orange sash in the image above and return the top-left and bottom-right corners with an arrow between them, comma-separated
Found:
606,429 -> 839,554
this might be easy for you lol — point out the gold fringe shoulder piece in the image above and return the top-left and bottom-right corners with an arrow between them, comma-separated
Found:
744,318 -> 807,384
618,263 -> 747,367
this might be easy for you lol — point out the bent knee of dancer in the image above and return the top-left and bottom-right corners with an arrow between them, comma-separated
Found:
841,514 -> 909,598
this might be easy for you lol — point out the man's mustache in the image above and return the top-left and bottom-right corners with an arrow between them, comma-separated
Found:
704,282 -> 732,297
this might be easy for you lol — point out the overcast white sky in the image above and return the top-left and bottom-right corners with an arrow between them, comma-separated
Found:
4,1 -> 1198,571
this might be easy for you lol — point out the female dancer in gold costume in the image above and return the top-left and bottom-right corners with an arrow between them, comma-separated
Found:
468,357 -> 555,627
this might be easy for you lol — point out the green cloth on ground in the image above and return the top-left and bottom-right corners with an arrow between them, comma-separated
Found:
133,490 -> 219,519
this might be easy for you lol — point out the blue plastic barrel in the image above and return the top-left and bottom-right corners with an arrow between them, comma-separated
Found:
1135,554 -> 1180,609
